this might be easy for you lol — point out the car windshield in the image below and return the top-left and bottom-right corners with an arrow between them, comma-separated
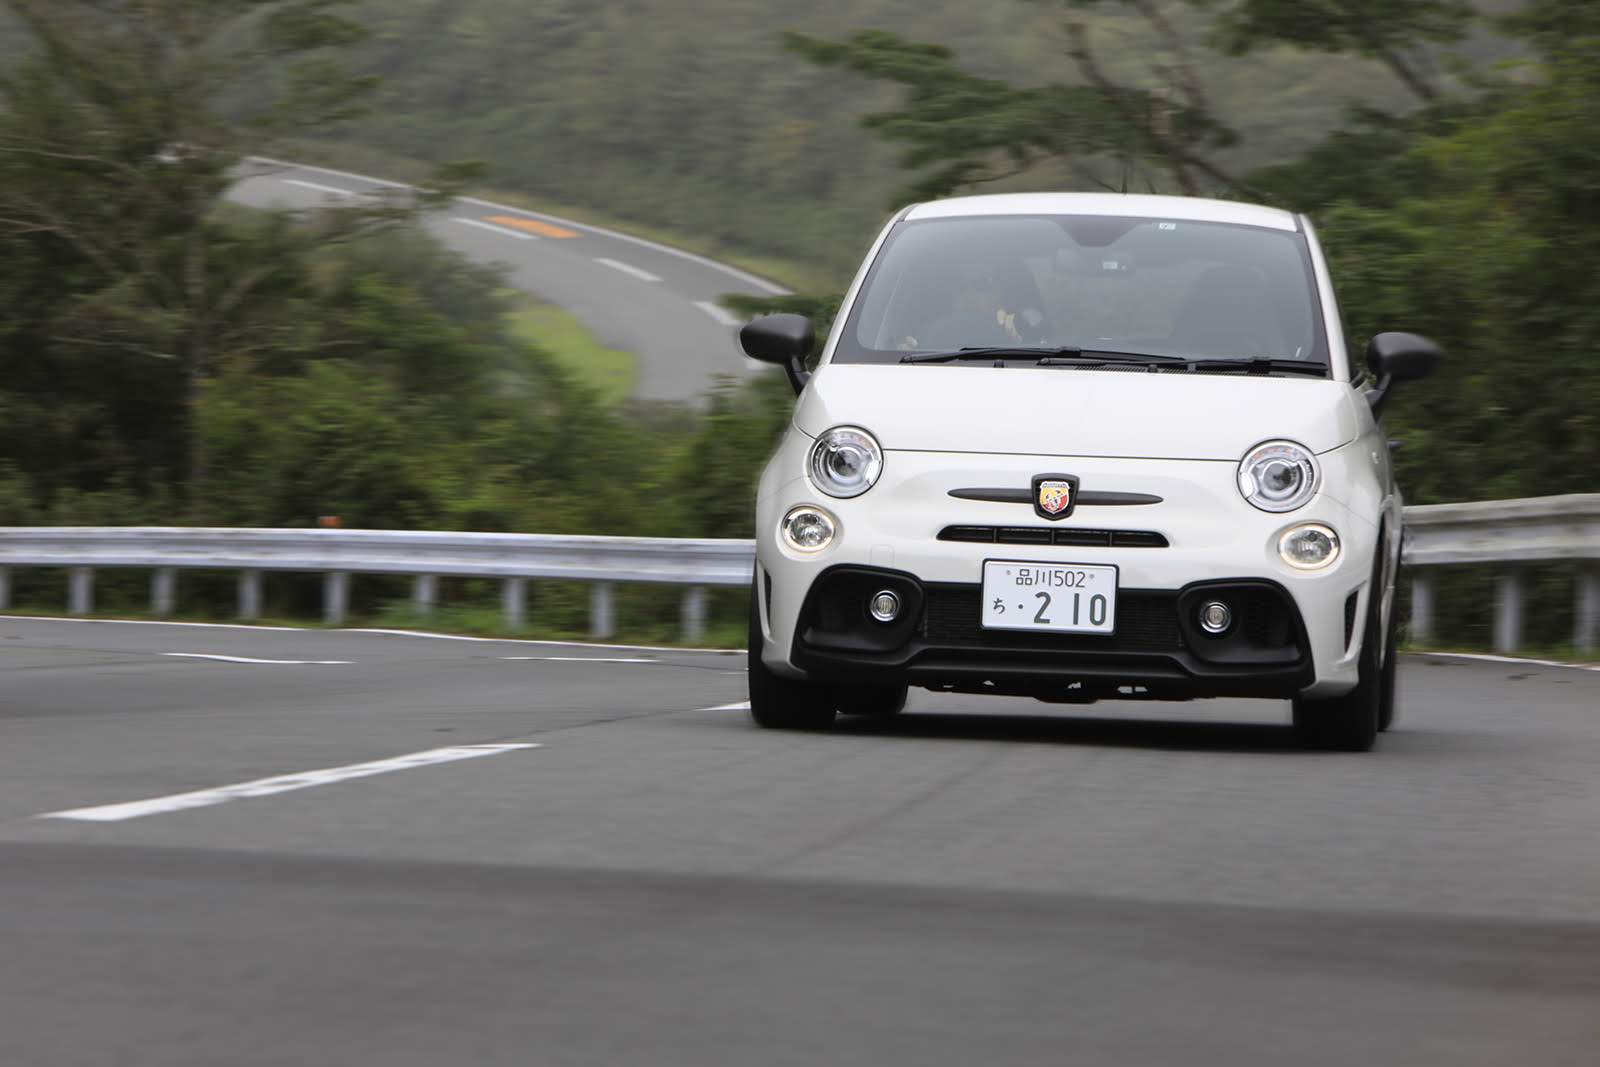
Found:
834,214 -> 1328,371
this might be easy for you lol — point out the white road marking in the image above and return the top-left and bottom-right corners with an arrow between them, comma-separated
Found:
37,744 -> 540,823
0,614 -> 306,632
703,701 -> 752,712
283,178 -> 360,198
1422,652 -> 1600,673
694,301 -> 743,327
452,217 -> 538,241
0,616 -> 742,653
502,656 -> 656,664
248,156 -> 792,295
343,627 -> 741,654
163,653 -> 351,666
595,257 -> 662,283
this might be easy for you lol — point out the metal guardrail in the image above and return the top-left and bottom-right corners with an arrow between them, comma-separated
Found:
0,493 -> 1596,651
0,528 -> 755,642
1401,494 -> 1600,654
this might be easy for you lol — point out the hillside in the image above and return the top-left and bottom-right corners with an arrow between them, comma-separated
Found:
0,2 -> 1513,281
329,0 -> 1495,279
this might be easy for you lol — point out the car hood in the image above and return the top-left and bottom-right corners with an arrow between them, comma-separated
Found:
794,364 -> 1360,460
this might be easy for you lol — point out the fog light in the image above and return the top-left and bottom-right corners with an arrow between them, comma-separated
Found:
869,590 -> 901,623
1279,523 -> 1341,570
1199,600 -> 1232,635
781,506 -> 837,553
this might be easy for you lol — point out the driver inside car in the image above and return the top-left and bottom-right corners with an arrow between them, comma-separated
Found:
899,262 -> 1048,351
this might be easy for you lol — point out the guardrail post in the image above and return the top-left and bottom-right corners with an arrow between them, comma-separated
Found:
237,570 -> 262,620
323,572 -> 349,626
0,565 -> 10,611
1577,566 -> 1599,657
68,567 -> 93,616
681,586 -> 707,644
413,575 -> 438,618
502,578 -> 526,628
590,581 -> 615,640
151,568 -> 176,617
1494,569 -> 1528,654
1409,573 -> 1434,646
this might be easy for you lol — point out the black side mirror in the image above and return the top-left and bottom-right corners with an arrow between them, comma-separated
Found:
1364,332 -> 1443,418
740,313 -> 814,395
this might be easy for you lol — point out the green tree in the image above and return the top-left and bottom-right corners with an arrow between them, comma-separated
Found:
1205,0 -> 1474,102
0,1 -> 464,492
786,1 -> 1483,204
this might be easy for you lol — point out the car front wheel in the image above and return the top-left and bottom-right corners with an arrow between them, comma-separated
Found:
748,583 -> 836,731
1292,560 -> 1387,752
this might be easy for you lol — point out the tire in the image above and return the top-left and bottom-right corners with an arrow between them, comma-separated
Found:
1292,556 -> 1386,753
748,582 -> 836,731
1377,591 -> 1400,732
834,684 -> 908,718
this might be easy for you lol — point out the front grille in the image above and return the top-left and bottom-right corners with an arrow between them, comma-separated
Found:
938,526 -> 1169,548
921,585 -> 1183,653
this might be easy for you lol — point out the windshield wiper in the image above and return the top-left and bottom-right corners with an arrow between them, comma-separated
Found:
1175,358 -> 1330,377
1033,348 -> 1188,368
902,346 -> 1183,366
900,348 -> 1329,377
900,347 -> 1051,364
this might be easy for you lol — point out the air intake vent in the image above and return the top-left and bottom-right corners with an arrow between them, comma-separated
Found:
938,526 -> 1168,548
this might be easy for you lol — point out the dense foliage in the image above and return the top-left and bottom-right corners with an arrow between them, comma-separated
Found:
295,0 -> 1503,277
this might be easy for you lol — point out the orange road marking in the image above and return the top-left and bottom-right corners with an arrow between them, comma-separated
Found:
484,215 -> 580,239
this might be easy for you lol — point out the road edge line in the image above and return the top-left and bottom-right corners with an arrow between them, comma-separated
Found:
246,156 -> 792,296
1416,651 -> 1600,673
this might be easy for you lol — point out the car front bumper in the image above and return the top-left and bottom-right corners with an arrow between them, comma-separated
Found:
755,441 -> 1380,701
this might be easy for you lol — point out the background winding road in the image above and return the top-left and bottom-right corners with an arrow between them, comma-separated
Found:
2,615 -> 1596,1065
228,159 -> 790,402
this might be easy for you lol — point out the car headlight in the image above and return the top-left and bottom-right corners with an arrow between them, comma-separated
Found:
1238,440 -> 1319,513
809,426 -> 883,499
781,506 -> 837,553
1279,523 -> 1341,570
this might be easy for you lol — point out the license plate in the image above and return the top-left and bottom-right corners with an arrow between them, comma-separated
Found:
980,561 -> 1118,635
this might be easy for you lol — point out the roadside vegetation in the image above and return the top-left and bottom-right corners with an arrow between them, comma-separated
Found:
504,297 -> 637,406
2,0 -> 1596,649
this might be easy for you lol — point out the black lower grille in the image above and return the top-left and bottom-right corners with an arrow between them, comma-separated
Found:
939,525 -> 1169,548
1344,590 -> 1360,649
921,585 -> 1183,653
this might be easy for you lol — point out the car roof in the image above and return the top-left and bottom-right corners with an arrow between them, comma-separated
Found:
903,193 -> 1300,233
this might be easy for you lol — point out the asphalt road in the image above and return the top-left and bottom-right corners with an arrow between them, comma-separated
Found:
226,158 -> 787,402
2,615 -> 1597,1065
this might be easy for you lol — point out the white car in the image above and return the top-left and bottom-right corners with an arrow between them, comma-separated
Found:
740,193 -> 1440,751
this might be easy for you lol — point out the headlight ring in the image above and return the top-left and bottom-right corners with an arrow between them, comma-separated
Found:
1238,439 -> 1319,513
808,426 -> 883,499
